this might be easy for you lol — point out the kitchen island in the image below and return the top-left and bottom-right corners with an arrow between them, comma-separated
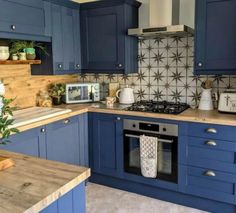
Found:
0,150 -> 90,213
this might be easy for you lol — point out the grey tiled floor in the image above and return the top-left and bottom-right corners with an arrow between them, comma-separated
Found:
86,183 -> 208,213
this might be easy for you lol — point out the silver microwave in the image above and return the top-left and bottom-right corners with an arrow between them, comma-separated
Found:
65,83 -> 100,104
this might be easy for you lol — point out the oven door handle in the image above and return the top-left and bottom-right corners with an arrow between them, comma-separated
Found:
125,134 -> 173,144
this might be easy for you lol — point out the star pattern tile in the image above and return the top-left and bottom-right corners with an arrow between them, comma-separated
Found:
78,35 -> 236,107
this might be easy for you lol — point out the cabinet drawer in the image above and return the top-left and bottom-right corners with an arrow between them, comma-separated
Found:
182,166 -> 236,204
0,0 -> 45,35
187,123 -> 236,141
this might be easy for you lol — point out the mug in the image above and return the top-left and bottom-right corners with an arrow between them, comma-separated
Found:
106,96 -> 116,107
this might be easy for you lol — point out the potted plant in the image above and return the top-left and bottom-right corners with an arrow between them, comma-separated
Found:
0,96 -> 19,144
48,83 -> 65,105
10,40 -> 48,60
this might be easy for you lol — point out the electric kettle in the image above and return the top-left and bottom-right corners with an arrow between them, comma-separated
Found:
116,86 -> 135,104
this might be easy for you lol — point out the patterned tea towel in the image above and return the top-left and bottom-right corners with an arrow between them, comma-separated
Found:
140,135 -> 158,178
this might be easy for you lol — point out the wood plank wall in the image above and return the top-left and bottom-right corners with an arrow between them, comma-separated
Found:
0,65 -> 78,108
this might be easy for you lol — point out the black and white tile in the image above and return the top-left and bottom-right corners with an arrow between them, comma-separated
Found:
78,36 -> 236,107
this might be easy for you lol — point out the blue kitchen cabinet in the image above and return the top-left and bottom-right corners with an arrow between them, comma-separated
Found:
0,0 -> 46,38
0,127 -> 46,158
89,113 -> 123,177
32,1 -> 81,75
195,0 -> 236,74
40,182 -> 86,213
46,116 -> 80,165
80,0 -> 141,74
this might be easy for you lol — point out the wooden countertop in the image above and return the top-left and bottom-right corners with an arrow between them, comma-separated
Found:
15,103 -> 236,133
0,150 -> 90,213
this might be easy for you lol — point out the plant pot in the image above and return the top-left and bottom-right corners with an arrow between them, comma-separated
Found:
52,96 -> 62,105
0,46 -> 10,61
24,48 -> 36,60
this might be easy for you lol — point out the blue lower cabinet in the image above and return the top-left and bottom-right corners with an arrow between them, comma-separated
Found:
89,113 -> 123,177
0,127 -> 46,158
40,182 -> 86,213
179,165 -> 236,204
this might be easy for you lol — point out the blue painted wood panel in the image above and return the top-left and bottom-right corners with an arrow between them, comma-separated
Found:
46,116 -> 80,165
81,1 -> 140,74
0,127 -> 46,158
89,113 -> 123,177
40,182 -> 86,213
0,0 -> 45,36
195,0 -> 236,74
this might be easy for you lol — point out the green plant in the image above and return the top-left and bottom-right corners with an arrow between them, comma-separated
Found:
48,83 -> 66,98
9,40 -> 49,56
0,96 -> 19,144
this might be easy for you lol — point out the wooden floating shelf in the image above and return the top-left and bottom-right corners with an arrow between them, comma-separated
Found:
0,60 -> 42,65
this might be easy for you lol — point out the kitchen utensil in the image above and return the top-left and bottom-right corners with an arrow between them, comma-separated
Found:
106,96 -> 116,107
199,88 -> 214,110
218,90 -> 236,113
0,46 -> 9,61
116,85 -> 135,105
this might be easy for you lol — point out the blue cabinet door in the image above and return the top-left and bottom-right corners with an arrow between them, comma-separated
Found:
0,127 -> 46,158
0,0 -> 45,36
195,0 -> 236,74
80,1 -> 140,74
45,116 -> 80,165
89,113 -> 123,177
51,3 -> 81,75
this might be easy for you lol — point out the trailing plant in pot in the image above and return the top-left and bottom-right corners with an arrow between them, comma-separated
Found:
10,40 -> 48,60
48,83 -> 66,105
0,96 -> 19,144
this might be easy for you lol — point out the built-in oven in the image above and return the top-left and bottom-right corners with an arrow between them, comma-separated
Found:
123,119 -> 178,183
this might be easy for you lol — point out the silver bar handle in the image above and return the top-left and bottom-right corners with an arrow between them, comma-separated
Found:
125,134 -> 173,144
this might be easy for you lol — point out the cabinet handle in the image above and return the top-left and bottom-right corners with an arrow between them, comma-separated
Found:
64,119 -> 70,124
76,64 -> 80,69
205,140 -> 217,146
41,128 -> 45,133
117,64 -> 123,68
117,117 -> 121,121
197,62 -> 203,67
11,25 -> 16,31
205,128 -> 217,134
58,64 -> 62,69
204,170 -> 216,177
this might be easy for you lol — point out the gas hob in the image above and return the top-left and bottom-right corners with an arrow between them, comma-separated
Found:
125,101 -> 189,115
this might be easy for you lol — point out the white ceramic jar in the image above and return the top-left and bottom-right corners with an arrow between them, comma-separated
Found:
0,46 -> 10,61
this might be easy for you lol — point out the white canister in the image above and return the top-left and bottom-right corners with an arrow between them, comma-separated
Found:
0,46 -> 10,61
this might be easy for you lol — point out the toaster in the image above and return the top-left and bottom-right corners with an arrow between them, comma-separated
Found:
218,90 -> 236,113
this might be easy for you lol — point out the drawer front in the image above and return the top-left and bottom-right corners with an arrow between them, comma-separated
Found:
0,0 -> 45,35
187,123 -> 236,141
182,166 -> 236,204
184,137 -> 236,173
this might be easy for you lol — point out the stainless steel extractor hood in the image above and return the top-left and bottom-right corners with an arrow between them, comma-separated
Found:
129,0 -> 194,38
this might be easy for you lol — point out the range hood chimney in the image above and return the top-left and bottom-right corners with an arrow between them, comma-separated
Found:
129,0 -> 194,38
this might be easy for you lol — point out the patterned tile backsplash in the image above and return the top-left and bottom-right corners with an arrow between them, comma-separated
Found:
78,36 -> 236,107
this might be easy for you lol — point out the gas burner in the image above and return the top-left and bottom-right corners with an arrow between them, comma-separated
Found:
125,101 -> 189,115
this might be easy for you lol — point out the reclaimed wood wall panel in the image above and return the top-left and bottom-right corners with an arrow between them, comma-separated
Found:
0,65 -> 78,108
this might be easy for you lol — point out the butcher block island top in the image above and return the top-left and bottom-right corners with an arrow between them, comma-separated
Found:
0,150 -> 90,213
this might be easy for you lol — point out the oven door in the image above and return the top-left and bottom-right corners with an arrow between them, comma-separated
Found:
124,130 -> 178,183
66,85 -> 93,103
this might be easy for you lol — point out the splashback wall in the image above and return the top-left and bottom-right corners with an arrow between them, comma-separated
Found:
78,36 -> 236,107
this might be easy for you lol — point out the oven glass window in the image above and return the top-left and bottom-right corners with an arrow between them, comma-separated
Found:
124,131 -> 177,182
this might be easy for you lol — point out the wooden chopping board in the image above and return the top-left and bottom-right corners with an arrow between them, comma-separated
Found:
0,156 -> 14,171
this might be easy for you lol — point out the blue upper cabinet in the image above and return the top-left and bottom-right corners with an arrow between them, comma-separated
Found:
51,3 -> 81,74
80,0 -> 141,74
32,1 -> 81,75
0,0 -> 49,41
195,0 -> 236,75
